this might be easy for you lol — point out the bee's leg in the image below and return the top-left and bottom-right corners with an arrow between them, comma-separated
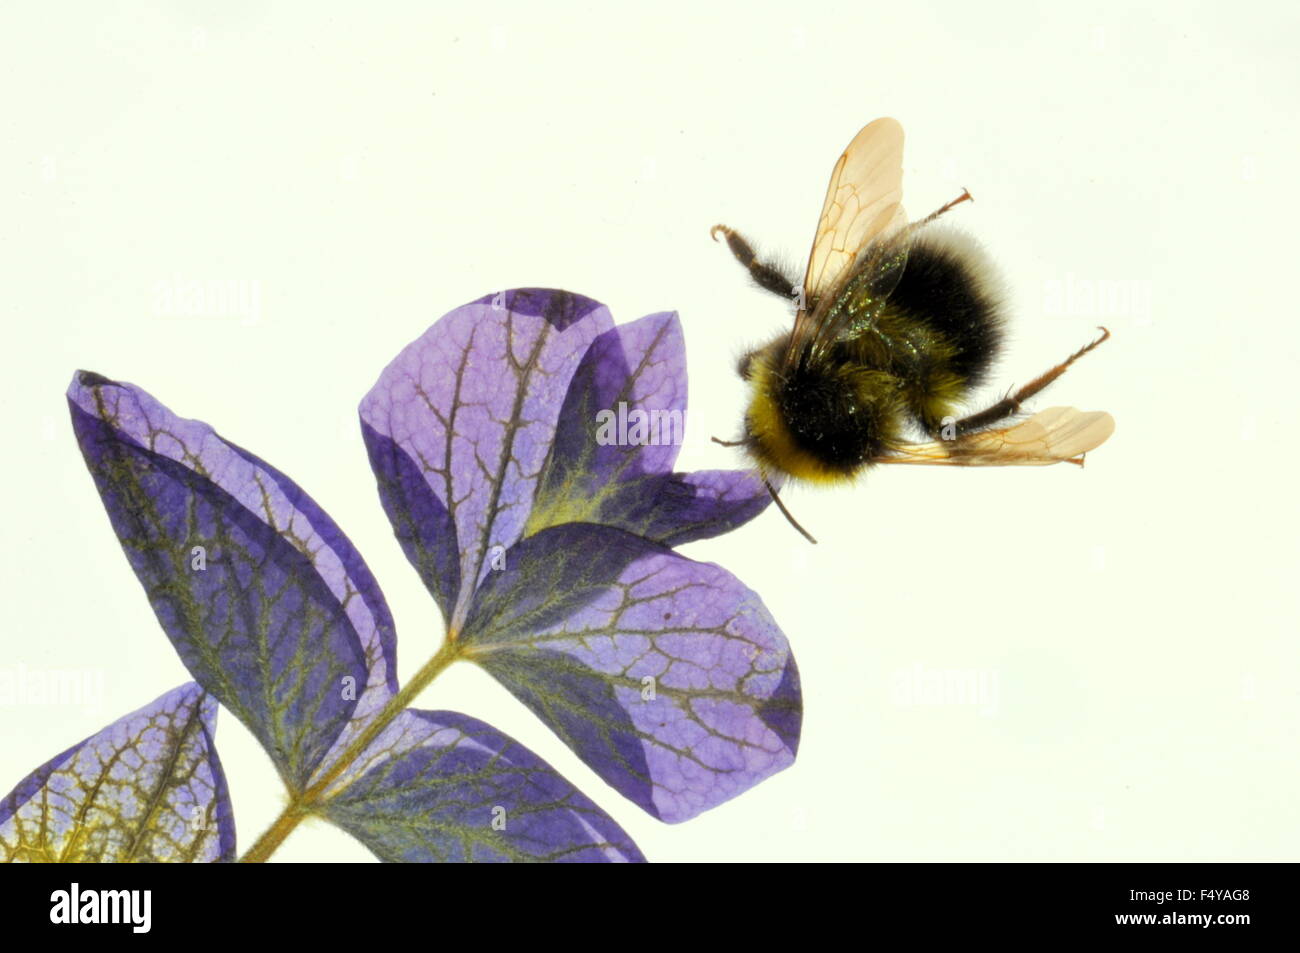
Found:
711,224 -> 802,302
735,347 -> 764,380
949,327 -> 1110,436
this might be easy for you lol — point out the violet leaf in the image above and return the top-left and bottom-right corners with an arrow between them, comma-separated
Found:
527,310 -> 772,545
360,289 -> 613,632
462,523 -> 800,822
67,372 -> 397,793
363,290 -> 801,822
321,709 -> 645,862
0,683 -> 235,862
66,370 -> 645,861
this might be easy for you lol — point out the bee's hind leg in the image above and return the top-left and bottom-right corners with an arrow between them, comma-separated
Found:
948,327 -> 1111,436
711,224 -> 803,302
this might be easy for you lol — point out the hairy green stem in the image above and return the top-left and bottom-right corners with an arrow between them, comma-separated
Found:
239,637 -> 463,863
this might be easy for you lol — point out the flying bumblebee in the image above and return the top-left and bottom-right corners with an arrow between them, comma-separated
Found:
712,117 -> 1114,542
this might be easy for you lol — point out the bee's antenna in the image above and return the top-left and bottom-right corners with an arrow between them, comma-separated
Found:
711,435 -> 818,543
762,477 -> 818,545
907,188 -> 974,235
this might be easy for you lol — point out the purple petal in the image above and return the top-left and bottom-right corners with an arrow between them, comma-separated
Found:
322,709 -> 644,862
575,468 -> 776,548
644,469 -> 775,546
461,524 -> 802,823
360,289 -> 612,632
536,311 -> 687,495
67,372 -> 396,792
0,683 -> 235,862
528,312 -> 771,544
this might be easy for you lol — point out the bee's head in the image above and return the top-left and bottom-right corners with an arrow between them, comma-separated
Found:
741,351 -> 903,484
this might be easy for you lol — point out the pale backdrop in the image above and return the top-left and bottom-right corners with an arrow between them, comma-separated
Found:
2,1 -> 1296,861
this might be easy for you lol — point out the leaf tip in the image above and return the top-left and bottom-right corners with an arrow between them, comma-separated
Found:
74,369 -> 114,388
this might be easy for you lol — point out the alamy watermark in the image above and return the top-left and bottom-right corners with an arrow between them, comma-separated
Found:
153,276 -> 262,326
0,664 -> 104,710
594,402 -> 684,447
890,663 -> 1000,717
50,883 -> 151,933
1044,273 -> 1151,323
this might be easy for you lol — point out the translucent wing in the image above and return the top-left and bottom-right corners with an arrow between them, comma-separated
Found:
800,232 -> 911,364
802,118 -> 907,304
788,118 -> 908,366
878,408 -> 1116,467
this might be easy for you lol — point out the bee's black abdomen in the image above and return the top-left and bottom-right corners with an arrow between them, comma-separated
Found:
889,230 -> 1004,387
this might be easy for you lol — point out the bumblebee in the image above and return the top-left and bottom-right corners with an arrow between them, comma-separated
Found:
712,118 -> 1113,542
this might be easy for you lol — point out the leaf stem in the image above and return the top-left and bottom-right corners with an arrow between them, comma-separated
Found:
238,636 -> 463,863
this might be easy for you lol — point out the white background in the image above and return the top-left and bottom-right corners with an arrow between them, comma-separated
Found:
3,2 -> 1297,862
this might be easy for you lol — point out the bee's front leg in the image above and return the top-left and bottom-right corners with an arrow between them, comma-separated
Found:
711,224 -> 802,302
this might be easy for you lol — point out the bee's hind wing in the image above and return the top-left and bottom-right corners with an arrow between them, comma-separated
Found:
878,407 -> 1116,467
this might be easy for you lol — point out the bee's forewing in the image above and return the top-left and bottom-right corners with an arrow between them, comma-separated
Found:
801,118 -> 907,304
